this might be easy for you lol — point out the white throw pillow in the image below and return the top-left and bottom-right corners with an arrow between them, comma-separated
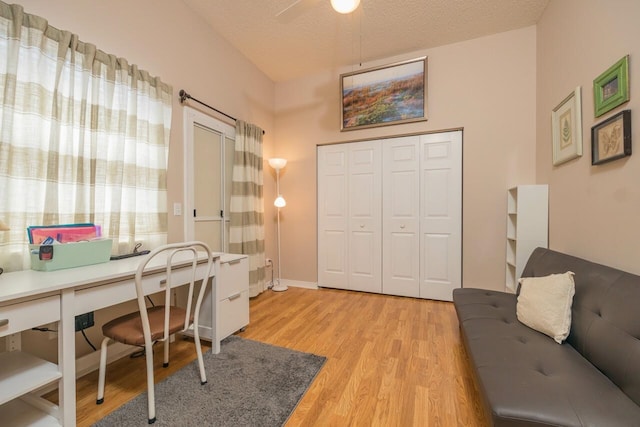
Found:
517,272 -> 576,344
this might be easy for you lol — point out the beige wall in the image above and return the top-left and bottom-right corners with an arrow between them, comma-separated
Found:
15,0 -> 275,358
536,0 -> 640,274
273,26 -> 538,291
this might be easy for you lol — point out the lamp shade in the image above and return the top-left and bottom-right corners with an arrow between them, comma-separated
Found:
268,158 -> 287,170
331,0 -> 360,14
0,219 -> 9,231
274,195 -> 286,208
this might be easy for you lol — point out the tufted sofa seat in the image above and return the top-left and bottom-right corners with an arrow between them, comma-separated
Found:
453,248 -> 640,426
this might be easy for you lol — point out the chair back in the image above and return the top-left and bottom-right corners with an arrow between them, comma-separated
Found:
134,241 -> 214,344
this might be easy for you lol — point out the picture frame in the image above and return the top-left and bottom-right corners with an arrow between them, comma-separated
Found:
340,57 -> 427,131
593,55 -> 629,117
551,87 -> 583,166
591,109 -> 631,165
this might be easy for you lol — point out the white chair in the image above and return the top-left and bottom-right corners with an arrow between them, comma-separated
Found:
96,241 -> 214,424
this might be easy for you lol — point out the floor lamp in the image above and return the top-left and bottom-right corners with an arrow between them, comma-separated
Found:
268,158 -> 288,292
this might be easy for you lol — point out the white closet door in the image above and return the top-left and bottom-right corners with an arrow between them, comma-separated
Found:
419,131 -> 462,301
317,144 -> 349,289
348,141 -> 382,293
382,136 -> 420,297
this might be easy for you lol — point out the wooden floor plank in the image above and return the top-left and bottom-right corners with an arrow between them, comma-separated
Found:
69,287 -> 489,426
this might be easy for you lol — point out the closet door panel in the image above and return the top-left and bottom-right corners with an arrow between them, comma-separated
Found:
382,137 -> 420,297
348,141 -> 382,293
422,233 -> 451,281
419,131 -> 462,301
317,145 -> 349,289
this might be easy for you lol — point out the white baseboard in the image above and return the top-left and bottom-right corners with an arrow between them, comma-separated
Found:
281,279 -> 318,290
76,342 -> 138,378
38,342 -> 137,396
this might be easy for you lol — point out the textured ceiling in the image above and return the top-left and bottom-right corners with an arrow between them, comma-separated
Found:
182,0 -> 549,82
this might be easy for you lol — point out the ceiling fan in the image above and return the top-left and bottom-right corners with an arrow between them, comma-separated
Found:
276,0 -> 361,21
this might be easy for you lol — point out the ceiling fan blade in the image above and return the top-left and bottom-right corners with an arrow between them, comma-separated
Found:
276,0 -> 323,22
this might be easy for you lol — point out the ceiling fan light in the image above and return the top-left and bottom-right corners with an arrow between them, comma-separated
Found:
331,0 -> 360,14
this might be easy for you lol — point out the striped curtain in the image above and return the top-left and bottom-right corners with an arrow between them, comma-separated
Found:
229,120 -> 266,297
0,2 -> 172,271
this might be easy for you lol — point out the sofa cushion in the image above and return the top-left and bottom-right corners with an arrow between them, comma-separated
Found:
454,288 -> 640,426
517,272 -> 575,344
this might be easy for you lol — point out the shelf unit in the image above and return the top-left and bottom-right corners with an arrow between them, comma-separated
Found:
505,185 -> 549,293
0,297 -> 62,425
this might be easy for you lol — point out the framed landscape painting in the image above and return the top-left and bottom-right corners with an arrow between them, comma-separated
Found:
340,57 -> 427,131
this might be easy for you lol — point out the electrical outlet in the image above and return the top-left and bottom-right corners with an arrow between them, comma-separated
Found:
6,333 -> 20,351
75,312 -> 95,331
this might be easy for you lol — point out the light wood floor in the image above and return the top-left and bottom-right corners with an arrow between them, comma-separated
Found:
68,287 -> 489,426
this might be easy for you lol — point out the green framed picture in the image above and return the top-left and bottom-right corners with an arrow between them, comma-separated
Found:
593,55 -> 629,117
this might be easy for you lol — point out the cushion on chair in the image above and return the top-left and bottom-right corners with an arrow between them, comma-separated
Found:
102,306 -> 193,346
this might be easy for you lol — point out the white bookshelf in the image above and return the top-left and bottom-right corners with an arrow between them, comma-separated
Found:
505,185 -> 549,293
0,294 -> 62,425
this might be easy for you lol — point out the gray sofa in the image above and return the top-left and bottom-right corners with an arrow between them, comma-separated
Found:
453,247 -> 640,426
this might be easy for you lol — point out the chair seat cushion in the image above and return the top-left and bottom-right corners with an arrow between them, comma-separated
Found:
102,305 -> 193,346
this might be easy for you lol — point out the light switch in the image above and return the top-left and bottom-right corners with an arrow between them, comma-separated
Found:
173,202 -> 182,216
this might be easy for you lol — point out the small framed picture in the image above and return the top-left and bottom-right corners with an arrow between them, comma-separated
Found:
591,109 -> 631,165
593,55 -> 629,117
551,87 -> 582,166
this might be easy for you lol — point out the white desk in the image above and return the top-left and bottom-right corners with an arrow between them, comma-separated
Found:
0,251 -> 221,426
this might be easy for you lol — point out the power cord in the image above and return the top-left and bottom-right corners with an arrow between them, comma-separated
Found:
130,341 -> 157,358
31,326 -> 57,333
266,258 -> 274,289
33,325 -> 98,352
81,329 -> 97,351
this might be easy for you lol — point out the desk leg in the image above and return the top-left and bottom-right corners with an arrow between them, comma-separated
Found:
211,260 -> 220,354
60,289 -> 76,426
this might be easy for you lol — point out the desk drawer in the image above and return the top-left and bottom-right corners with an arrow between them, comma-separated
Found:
219,289 -> 249,339
218,256 -> 249,300
75,266 -> 201,314
0,295 -> 60,338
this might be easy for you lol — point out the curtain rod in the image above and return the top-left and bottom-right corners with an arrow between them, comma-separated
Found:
178,89 -> 265,135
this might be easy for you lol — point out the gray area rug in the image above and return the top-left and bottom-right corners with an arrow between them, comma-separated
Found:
93,336 -> 326,426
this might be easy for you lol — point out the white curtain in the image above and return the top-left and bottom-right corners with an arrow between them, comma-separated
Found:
229,120 -> 266,297
0,2 -> 173,271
